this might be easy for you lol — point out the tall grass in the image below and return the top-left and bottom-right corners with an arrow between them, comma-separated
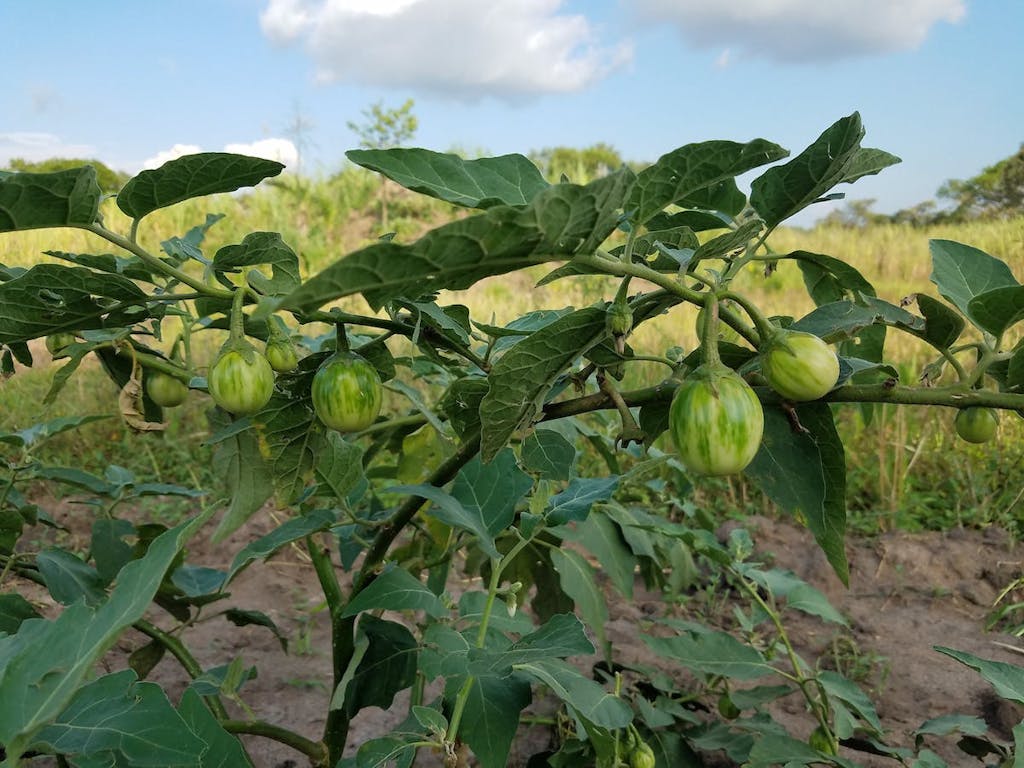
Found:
2,172 -> 1022,536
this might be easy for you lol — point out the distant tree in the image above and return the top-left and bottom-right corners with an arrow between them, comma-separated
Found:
818,198 -> 887,228
347,99 -> 419,229
5,157 -> 129,192
938,144 -> 1024,219
347,98 -> 418,151
529,143 -> 624,183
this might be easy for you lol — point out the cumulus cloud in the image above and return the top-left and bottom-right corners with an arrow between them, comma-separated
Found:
259,0 -> 633,100
0,132 -> 96,166
141,143 -> 203,170
141,139 -> 299,172
633,0 -> 966,62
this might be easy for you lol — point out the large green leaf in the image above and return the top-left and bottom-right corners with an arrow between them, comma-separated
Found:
514,658 -> 632,729
0,594 -> 41,635
468,614 -> 594,676
0,414 -> 111,449
117,153 -> 284,219
341,565 -> 447,618
457,674 -> 531,768
627,139 -> 787,226
0,166 -> 101,232
745,402 -> 849,584
521,428 -> 576,481
347,148 -> 549,209
916,293 -> 966,348
31,670 -> 206,766
0,264 -> 150,344
340,615 -> 418,717
177,687 -> 254,767
280,169 -> 633,313
0,512 -> 209,758
644,630 -> 774,680
934,647 -> 1024,704
745,568 -> 846,626
479,306 -> 608,462
751,113 -> 870,228
36,549 -> 106,606
573,513 -> 637,599
545,476 -> 620,525
227,509 -> 336,584
208,417 -> 274,543
549,548 -> 608,655
967,285 -> 1024,338
450,449 -> 533,538
212,231 -> 301,297
929,239 -> 1019,331
390,483 -> 500,558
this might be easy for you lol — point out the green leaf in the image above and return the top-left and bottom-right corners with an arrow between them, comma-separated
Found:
341,615 -> 418,717
692,219 -> 764,263
545,476 -> 620,525
117,152 -> 283,219
468,614 -> 594,675
171,565 -> 227,597
177,687 -> 254,767
915,714 -> 989,740
31,670 -> 206,765
916,294 -> 965,348
0,511 -> 210,759
341,565 -> 447,618
967,285 -> 1024,337
819,670 -> 882,733
0,594 -> 41,635
627,139 -> 788,226
790,250 -> 877,305
450,449 -> 533,538
347,148 -> 549,209
356,736 -> 417,768
227,508 -> 336,583
549,548 -> 608,655
213,231 -> 301,296
929,239 -> 1019,329
745,402 -> 849,585
644,630 -> 774,680
459,674 -> 532,768
479,306 -> 608,462
0,166 -> 101,232
224,608 -> 288,651
745,733 -> 826,767
209,418 -> 274,543
36,549 -> 107,606
90,518 -> 135,584
521,428 -> 576,481
0,414 -> 110,449
280,169 -> 634,313
514,658 -> 632,729
745,568 -> 846,625
0,263 -> 150,344
389,483 -> 500,558
838,147 -> 902,184
572,513 -> 636,599
315,432 -> 365,501
934,646 -> 1024,704
751,112 -> 868,228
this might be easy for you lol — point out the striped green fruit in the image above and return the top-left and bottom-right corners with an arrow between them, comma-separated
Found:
208,349 -> 275,415
311,352 -> 383,432
669,364 -> 764,476
761,330 -> 839,401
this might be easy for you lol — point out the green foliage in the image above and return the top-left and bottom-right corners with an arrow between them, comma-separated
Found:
1,115 -> 1023,768
939,143 -> 1024,219
4,156 -> 129,193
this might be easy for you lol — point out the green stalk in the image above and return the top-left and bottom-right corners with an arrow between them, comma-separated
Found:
220,720 -> 326,765
699,293 -> 723,368
82,223 -> 233,299
229,288 -> 247,344
721,289 -> 776,343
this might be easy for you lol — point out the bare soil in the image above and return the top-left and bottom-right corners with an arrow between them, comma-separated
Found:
17,507 -> 1024,767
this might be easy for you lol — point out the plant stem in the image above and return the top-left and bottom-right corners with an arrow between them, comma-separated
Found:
133,619 -> 229,721
221,720 -> 327,765
306,535 -> 351,766
82,223 -> 233,299
699,292 -> 723,368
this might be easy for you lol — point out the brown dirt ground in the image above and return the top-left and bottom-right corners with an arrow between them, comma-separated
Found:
12,506 -> 1024,767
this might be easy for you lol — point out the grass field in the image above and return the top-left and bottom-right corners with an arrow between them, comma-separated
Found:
2,175 -> 1022,536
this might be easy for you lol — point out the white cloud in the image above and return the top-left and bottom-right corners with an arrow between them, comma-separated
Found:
141,143 -> 203,170
224,138 -> 299,168
633,0 -> 966,62
259,0 -> 633,100
0,132 -> 96,166
141,139 -> 299,173
714,48 -> 732,69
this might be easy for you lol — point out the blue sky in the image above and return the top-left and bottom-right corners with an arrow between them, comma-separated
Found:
2,1 -> 1021,224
